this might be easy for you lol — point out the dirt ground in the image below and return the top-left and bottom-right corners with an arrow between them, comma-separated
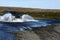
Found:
13,24 -> 60,40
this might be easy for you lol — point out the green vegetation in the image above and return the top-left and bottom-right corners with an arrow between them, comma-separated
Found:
0,11 -> 60,19
19,12 -> 60,19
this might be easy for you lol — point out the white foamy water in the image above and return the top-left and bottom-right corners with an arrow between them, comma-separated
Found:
0,13 -> 38,22
21,14 -> 38,22
0,13 -> 15,22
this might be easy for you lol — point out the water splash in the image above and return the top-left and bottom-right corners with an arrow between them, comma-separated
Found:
12,14 -> 38,22
21,14 -> 38,22
0,13 -> 15,22
0,13 -> 39,31
0,13 -> 38,22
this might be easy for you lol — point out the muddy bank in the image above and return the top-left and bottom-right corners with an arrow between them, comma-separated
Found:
12,24 -> 60,40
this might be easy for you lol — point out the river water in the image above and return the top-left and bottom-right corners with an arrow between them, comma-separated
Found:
0,19 -> 60,40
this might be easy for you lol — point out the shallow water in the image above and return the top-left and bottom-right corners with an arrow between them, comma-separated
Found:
0,19 -> 60,40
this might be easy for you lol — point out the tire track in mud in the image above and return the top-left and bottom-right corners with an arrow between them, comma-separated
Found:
33,24 -> 60,40
15,30 -> 40,40
38,30 -> 60,40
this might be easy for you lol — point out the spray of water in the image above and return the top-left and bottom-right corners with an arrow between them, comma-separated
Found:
13,14 -> 38,22
21,14 -> 38,22
0,13 -> 15,22
0,13 -> 38,22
